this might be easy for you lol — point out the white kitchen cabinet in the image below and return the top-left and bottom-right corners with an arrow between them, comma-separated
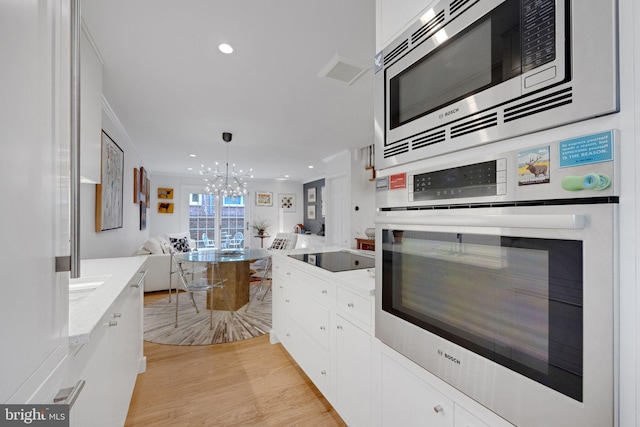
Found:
381,352 -> 454,427
272,254 -> 375,426
378,343 -> 515,427
272,257 -> 334,398
67,272 -> 144,427
1,0 -> 70,405
79,25 -> 103,183
335,314 -> 372,427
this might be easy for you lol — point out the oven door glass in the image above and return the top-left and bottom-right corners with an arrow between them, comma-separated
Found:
381,228 -> 583,401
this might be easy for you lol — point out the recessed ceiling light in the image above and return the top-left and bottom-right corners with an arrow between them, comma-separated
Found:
308,165 -> 314,169
284,175 -> 290,178
189,154 -> 196,157
187,167 -> 193,171
218,43 -> 233,54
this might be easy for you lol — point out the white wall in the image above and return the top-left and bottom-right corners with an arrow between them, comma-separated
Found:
350,147 -> 376,243
147,173 -> 303,249
80,102 -> 149,259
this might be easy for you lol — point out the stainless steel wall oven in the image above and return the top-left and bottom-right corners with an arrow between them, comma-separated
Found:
375,131 -> 618,426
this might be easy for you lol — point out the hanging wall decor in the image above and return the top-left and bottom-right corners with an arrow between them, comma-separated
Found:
96,131 -> 124,232
133,168 -> 140,203
256,191 -> 273,206
158,187 -> 174,199
279,193 -> 295,212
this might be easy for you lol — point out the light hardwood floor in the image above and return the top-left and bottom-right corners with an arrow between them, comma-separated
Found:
125,292 -> 346,426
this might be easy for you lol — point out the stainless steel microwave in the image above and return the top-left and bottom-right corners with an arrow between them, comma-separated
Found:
374,0 -> 619,170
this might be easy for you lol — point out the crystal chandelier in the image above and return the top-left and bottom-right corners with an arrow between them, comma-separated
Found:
199,132 -> 252,198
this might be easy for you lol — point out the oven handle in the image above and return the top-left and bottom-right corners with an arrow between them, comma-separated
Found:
375,214 -> 585,229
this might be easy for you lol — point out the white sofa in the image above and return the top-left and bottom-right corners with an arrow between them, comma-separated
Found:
136,233 -> 194,293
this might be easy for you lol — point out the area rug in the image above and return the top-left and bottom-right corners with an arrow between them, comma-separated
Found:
143,282 -> 271,346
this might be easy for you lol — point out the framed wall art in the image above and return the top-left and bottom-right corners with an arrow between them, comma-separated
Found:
158,187 -> 174,199
95,131 -> 124,232
133,168 -> 140,203
158,202 -> 174,214
139,166 -> 148,204
256,191 -> 273,206
279,193 -> 295,212
140,202 -> 147,230
307,204 -> 316,220
307,186 -> 316,202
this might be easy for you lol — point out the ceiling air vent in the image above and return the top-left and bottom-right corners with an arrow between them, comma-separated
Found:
318,54 -> 367,85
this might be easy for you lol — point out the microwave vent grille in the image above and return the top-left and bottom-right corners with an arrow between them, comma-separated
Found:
383,141 -> 410,158
411,11 -> 446,44
503,87 -> 573,123
412,130 -> 446,150
450,113 -> 498,138
384,40 -> 409,66
450,0 -> 480,17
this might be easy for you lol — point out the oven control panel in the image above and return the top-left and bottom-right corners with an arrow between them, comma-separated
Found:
409,159 -> 507,202
376,129 -> 618,209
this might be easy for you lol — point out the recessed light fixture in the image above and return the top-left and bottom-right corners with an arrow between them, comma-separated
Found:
284,174 -> 290,178
187,167 -> 193,171
308,165 -> 314,169
189,154 -> 196,157
218,43 -> 233,54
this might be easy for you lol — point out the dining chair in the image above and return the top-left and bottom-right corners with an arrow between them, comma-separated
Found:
172,254 -> 234,329
246,233 -> 298,311
228,231 -> 244,248
202,232 -> 216,248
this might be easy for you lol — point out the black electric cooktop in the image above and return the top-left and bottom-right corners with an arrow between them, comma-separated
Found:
289,251 -> 375,272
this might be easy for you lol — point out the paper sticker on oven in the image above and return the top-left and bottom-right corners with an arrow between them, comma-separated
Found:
518,146 -> 550,186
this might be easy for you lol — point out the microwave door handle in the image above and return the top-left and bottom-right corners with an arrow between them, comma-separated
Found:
375,214 -> 585,230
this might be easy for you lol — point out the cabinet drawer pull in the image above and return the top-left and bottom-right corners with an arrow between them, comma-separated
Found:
130,269 -> 148,288
433,404 -> 443,413
286,333 -> 291,337
285,299 -> 290,303
320,326 -> 326,331
337,325 -> 343,330
321,289 -> 328,294
113,313 -> 122,318
107,320 -> 118,327
347,302 -> 355,308
321,370 -> 327,376
286,272 -> 291,276
54,380 -> 85,409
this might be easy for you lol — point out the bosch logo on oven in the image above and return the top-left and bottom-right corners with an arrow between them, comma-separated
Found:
438,349 -> 461,365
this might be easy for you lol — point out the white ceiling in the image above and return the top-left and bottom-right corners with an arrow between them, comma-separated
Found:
80,0 -> 376,183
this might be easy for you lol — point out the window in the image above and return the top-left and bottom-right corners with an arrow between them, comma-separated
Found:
188,193 -> 245,249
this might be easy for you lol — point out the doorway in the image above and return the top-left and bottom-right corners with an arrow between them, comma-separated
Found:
188,193 -> 247,249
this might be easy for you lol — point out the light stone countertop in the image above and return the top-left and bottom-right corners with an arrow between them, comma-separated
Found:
69,256 -> 148,346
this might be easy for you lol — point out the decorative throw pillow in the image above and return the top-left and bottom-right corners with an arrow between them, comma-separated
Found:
169,237 -> 191,252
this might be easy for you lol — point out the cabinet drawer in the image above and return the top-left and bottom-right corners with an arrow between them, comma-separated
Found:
336,287 -> 372,327
280,317 -> 331,397
286,286 -> 331,350
287,265 -> 334,304
455,405 -> 489,427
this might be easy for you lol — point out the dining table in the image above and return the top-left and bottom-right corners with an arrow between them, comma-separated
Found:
176,248 -> 270,311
